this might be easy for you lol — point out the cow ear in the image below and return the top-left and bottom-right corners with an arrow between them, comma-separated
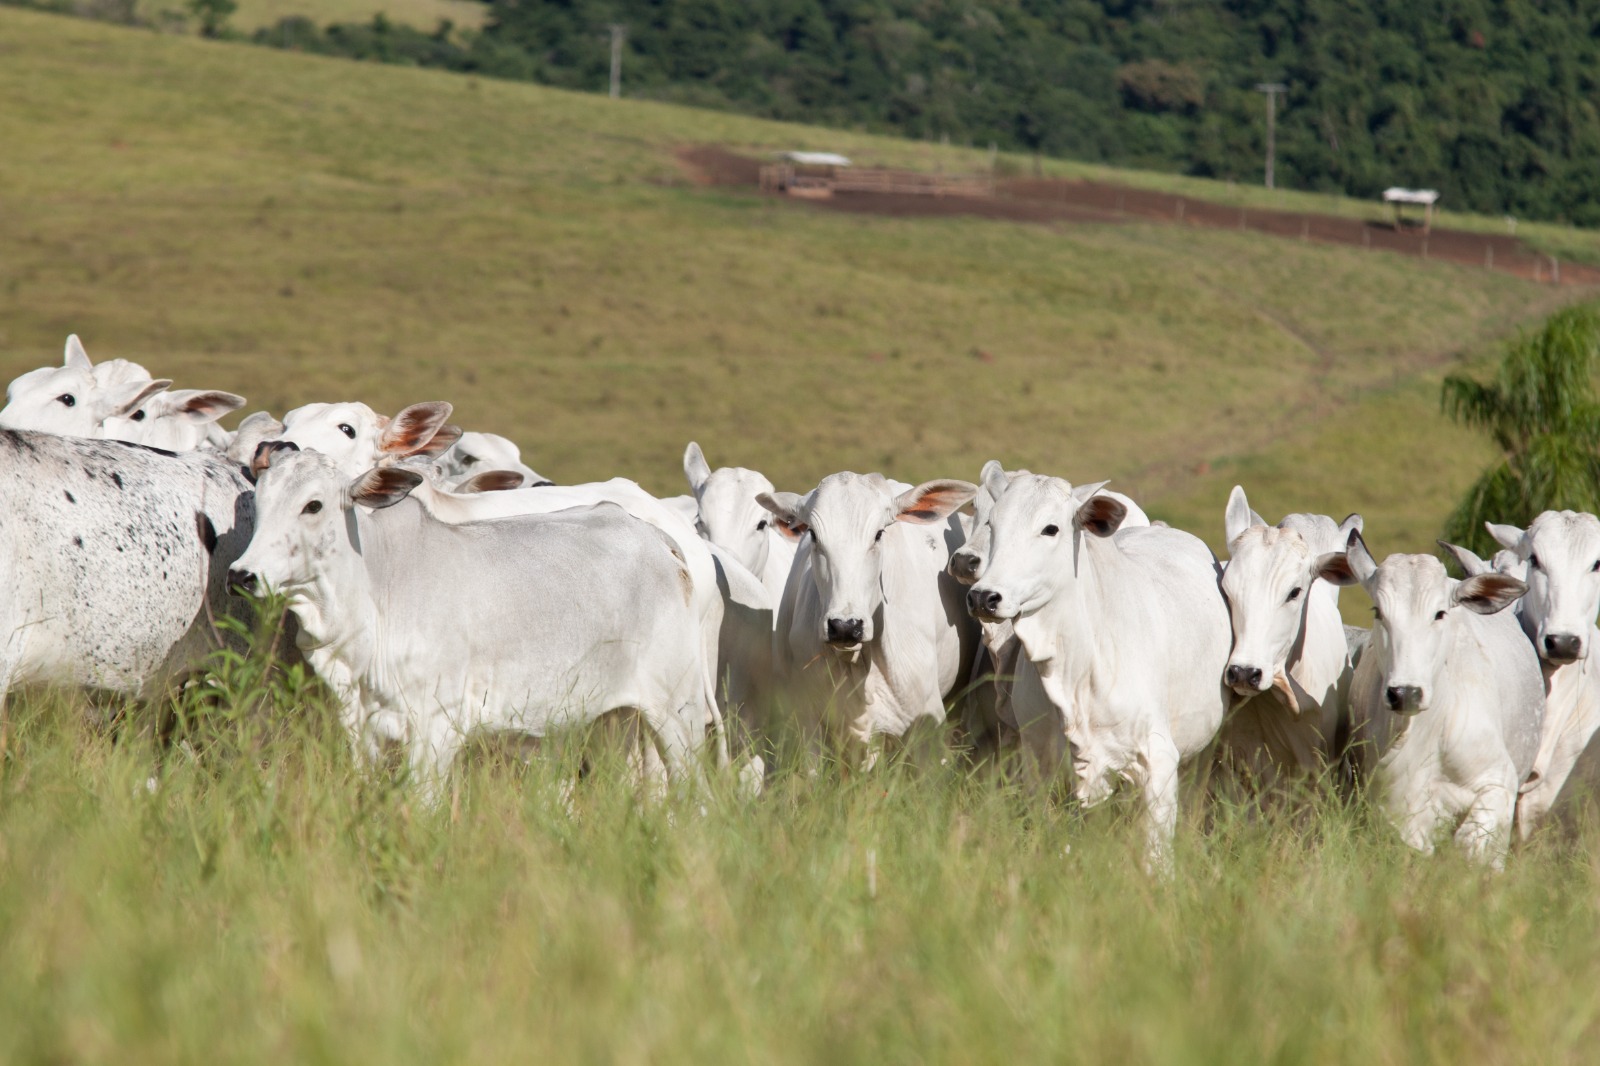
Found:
1453,572 -> 1528,615
1312,551 -> 1358,587
980,460 -> 1009,504
378,402 -> 454,457
347,466 -> 424,510
459,470 -> 525,493
164,389 -> 247,425
106,378 -> 172,419
413,422 -> 462,460
894,479 -> 978,524
251,439 -> 300,479
1345,529 -> 1378,584
229,412 -> 283,465
1074,493 -> 1127,538
756,490 -> 808,541
1224,485 -> 1256,545
1486,522 -> 1525,552
1339,512 -> 1364,540
1438,540 -> 1490,578
63,335 -> 91,371
683,441 -> 711,495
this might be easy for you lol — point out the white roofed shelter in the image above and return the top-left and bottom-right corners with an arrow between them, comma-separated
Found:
1383,187 -> 1440,233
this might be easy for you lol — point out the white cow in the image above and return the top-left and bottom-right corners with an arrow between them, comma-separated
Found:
682,442 -> 798,609
275,400 -> 460,474
1481,513 -> 1600,838
967,469 -> 1231,868
1216,486 -> 1360,800
947,461 -> 1150,762
103,389 -> 246,452
433,431 -> 551,490
1343,532 -> 1543,866
230,447 -> 713,800
0,336 -> 170,438
758,472 -> 978,766
0,428 -> 256,703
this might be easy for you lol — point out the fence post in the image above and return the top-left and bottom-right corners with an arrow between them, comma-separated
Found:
1553,257 -> 1561,284
1485,245 -> 1493,271
1176,198 -> 1185,220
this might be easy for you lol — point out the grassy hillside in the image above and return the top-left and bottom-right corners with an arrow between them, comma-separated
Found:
2,7 -> 1588,570
8,10 -> 1600,1063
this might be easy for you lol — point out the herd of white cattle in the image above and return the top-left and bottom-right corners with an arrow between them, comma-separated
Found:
3,335 -> 1599,870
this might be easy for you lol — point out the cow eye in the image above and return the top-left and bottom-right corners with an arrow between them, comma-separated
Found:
1591,560 -> 1599,573
874,529 -> 884,544
1434,609 -> 1446,621
57,394 -> 75,408
756,519 -> 768,531
302,500 -> 323,515
1286,586 -> 1303,602
337,423 -> 356,439
1042,524 -> 1060,537
130,410 -> 146,422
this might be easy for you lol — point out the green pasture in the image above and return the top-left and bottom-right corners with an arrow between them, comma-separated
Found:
4,11 -> 1600,1059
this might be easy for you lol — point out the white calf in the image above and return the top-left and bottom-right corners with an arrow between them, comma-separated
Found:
0,336 -> 170,438
682,442 -> 798,608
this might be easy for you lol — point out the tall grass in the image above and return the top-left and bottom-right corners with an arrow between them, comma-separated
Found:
3,623 -> 1600,1063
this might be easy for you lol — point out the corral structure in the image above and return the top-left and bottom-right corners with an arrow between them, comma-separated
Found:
759,150 -> 993,199
1384,187 -> 1440,233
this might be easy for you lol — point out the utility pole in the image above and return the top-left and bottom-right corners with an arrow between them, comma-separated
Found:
609,24 -> 625,100
1255,82 -> 1287,189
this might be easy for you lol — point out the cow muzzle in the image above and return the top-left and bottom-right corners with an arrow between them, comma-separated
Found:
227,568 -> 259,596
947,550 -> 982,585
1543,632 -> 1584,664
1384,684 -> 1424,714
825,617 -> 865,649
967,587 -> 1004,621
1224,663 -> 1266,694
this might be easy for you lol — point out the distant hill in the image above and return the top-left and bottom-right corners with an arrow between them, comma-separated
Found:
233,0 -> 1600,227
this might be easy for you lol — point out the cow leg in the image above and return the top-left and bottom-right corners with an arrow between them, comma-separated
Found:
1137,734 -> 1182,876
408,715 -> 464,808
642,702 -> 706,796
1457,770 -> 1518,870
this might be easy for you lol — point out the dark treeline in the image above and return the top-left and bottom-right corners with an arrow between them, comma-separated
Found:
115,0 -> 1600,224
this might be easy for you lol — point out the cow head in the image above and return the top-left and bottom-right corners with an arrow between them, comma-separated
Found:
1219,486 -> 1358,699
1347,531 -> 1527,714
1487,511 -> 1600,664
757,471 -> 975,650
684,441 -> 784,578
966,470 -> 1122,622
277,400 -> 457,480
103,388 -> 246,451
229,445 -> 422,598
435,431 -> 548,488
0,335 -> 171,438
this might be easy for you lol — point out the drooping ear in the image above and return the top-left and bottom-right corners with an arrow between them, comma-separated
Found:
229,412 -> 283,465
251,439 -> 300,479
1453,572 -> 1528,615
346,466 -> 424,510
1438,540 -> 1490,578
755,490 -> 808,541
105,378 -> 172,418
1224,485 -> 1256,545
459,470 -> 525,493
683,441 -> 711,495
377,402 -> 454,457
1345,529 -> 1378,584
1074,492 -> 1127,538
159,389 -> 247,424
980,460 -> 1009,504
1486,522 -> 1525,553
63,335 -> 91,371
894,479 -> 978,524
1312,551 -> 1359,587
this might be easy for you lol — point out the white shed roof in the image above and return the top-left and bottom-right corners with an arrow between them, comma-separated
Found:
781,151 -> 852,167
1382,187 -> 1440,205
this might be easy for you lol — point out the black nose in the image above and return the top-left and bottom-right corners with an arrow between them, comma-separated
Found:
1225,665 -> 1264,689
968,588 -> 1002,616
949,551 -> 981,583
228,568 -> 257,595
825,617 -> 864,645
1545,633 -> 1583,662
1385,685 -> 1423,712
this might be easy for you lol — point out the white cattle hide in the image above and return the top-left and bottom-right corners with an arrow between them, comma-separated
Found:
968,469 -> 1231,868
1343,533 -> 1543,866
0,336 -> 170,438
683,442 -> 798,609
231,449 -> 713,799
